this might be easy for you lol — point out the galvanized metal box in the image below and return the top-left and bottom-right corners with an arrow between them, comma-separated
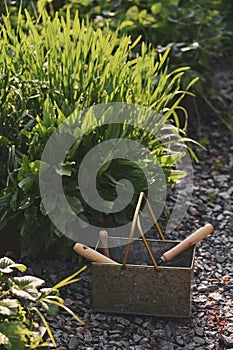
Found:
92,237 -> 195,317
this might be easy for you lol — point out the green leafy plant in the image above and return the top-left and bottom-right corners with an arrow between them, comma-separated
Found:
0,7 -> 199,257
3,1 -> 233,91
37,1 -> 232,66
0,256 -> 86,349
36,0 -> 233,132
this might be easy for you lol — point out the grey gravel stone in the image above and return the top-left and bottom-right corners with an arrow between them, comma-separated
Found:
193,335 -> 206,345
186,342 -> 199,349
216,254 -> 226,263
225,323 -> 233,334
118,317 -> 130,327
84,332 -> 92,342
160,341 -> 175,350
213,204 -> 222,212
195,327 -> 204,337
68,336 -> 81,350
164,325 -> 172,338
175,336 -> 184,346
140,329 -> 150,338
134,317 -> 143,325
153,329 -> 165,338
219,334 -> 233,348
132,346 -> 144,350
133,334 -> 142,343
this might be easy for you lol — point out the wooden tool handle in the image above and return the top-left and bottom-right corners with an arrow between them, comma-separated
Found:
73,243 -> 119,264
99,230 -> 110,258
161,223 -> 214,262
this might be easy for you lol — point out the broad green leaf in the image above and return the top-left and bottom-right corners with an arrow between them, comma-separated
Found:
0,257 -> 15,269
18,176 -> 34,191
40,287 -> 59,296
0,257 -> 27,273
9,276 -> 45,300
10,276 -> 45,289
119,20 -> 134,30
0,299 -> 19,310
0,306 -> 11,316
66,196 -> 83,215
0,322 -> 27,350
55,162 -> 73,177
127,6 -> 139,20
168,170 -> 187,183
159,152 -> 185,167
11,288 -> 40,302
151,3 -> 163,15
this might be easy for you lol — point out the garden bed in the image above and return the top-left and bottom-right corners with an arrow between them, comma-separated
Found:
0,3 -> 232,347
6,102 -> 231,350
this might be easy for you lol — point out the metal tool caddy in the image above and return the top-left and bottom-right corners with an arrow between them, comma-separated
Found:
92,192 -> 196,318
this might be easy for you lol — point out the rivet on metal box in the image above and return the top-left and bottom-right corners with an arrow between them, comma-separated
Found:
73,192 -> 214,317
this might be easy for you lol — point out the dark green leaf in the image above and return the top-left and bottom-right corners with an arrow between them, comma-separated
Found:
66,196 -> 83,215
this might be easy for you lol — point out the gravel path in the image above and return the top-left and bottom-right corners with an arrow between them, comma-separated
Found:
22,104 -> 233,350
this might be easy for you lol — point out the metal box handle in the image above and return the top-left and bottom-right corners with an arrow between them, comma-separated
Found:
122,192 -> 164,271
